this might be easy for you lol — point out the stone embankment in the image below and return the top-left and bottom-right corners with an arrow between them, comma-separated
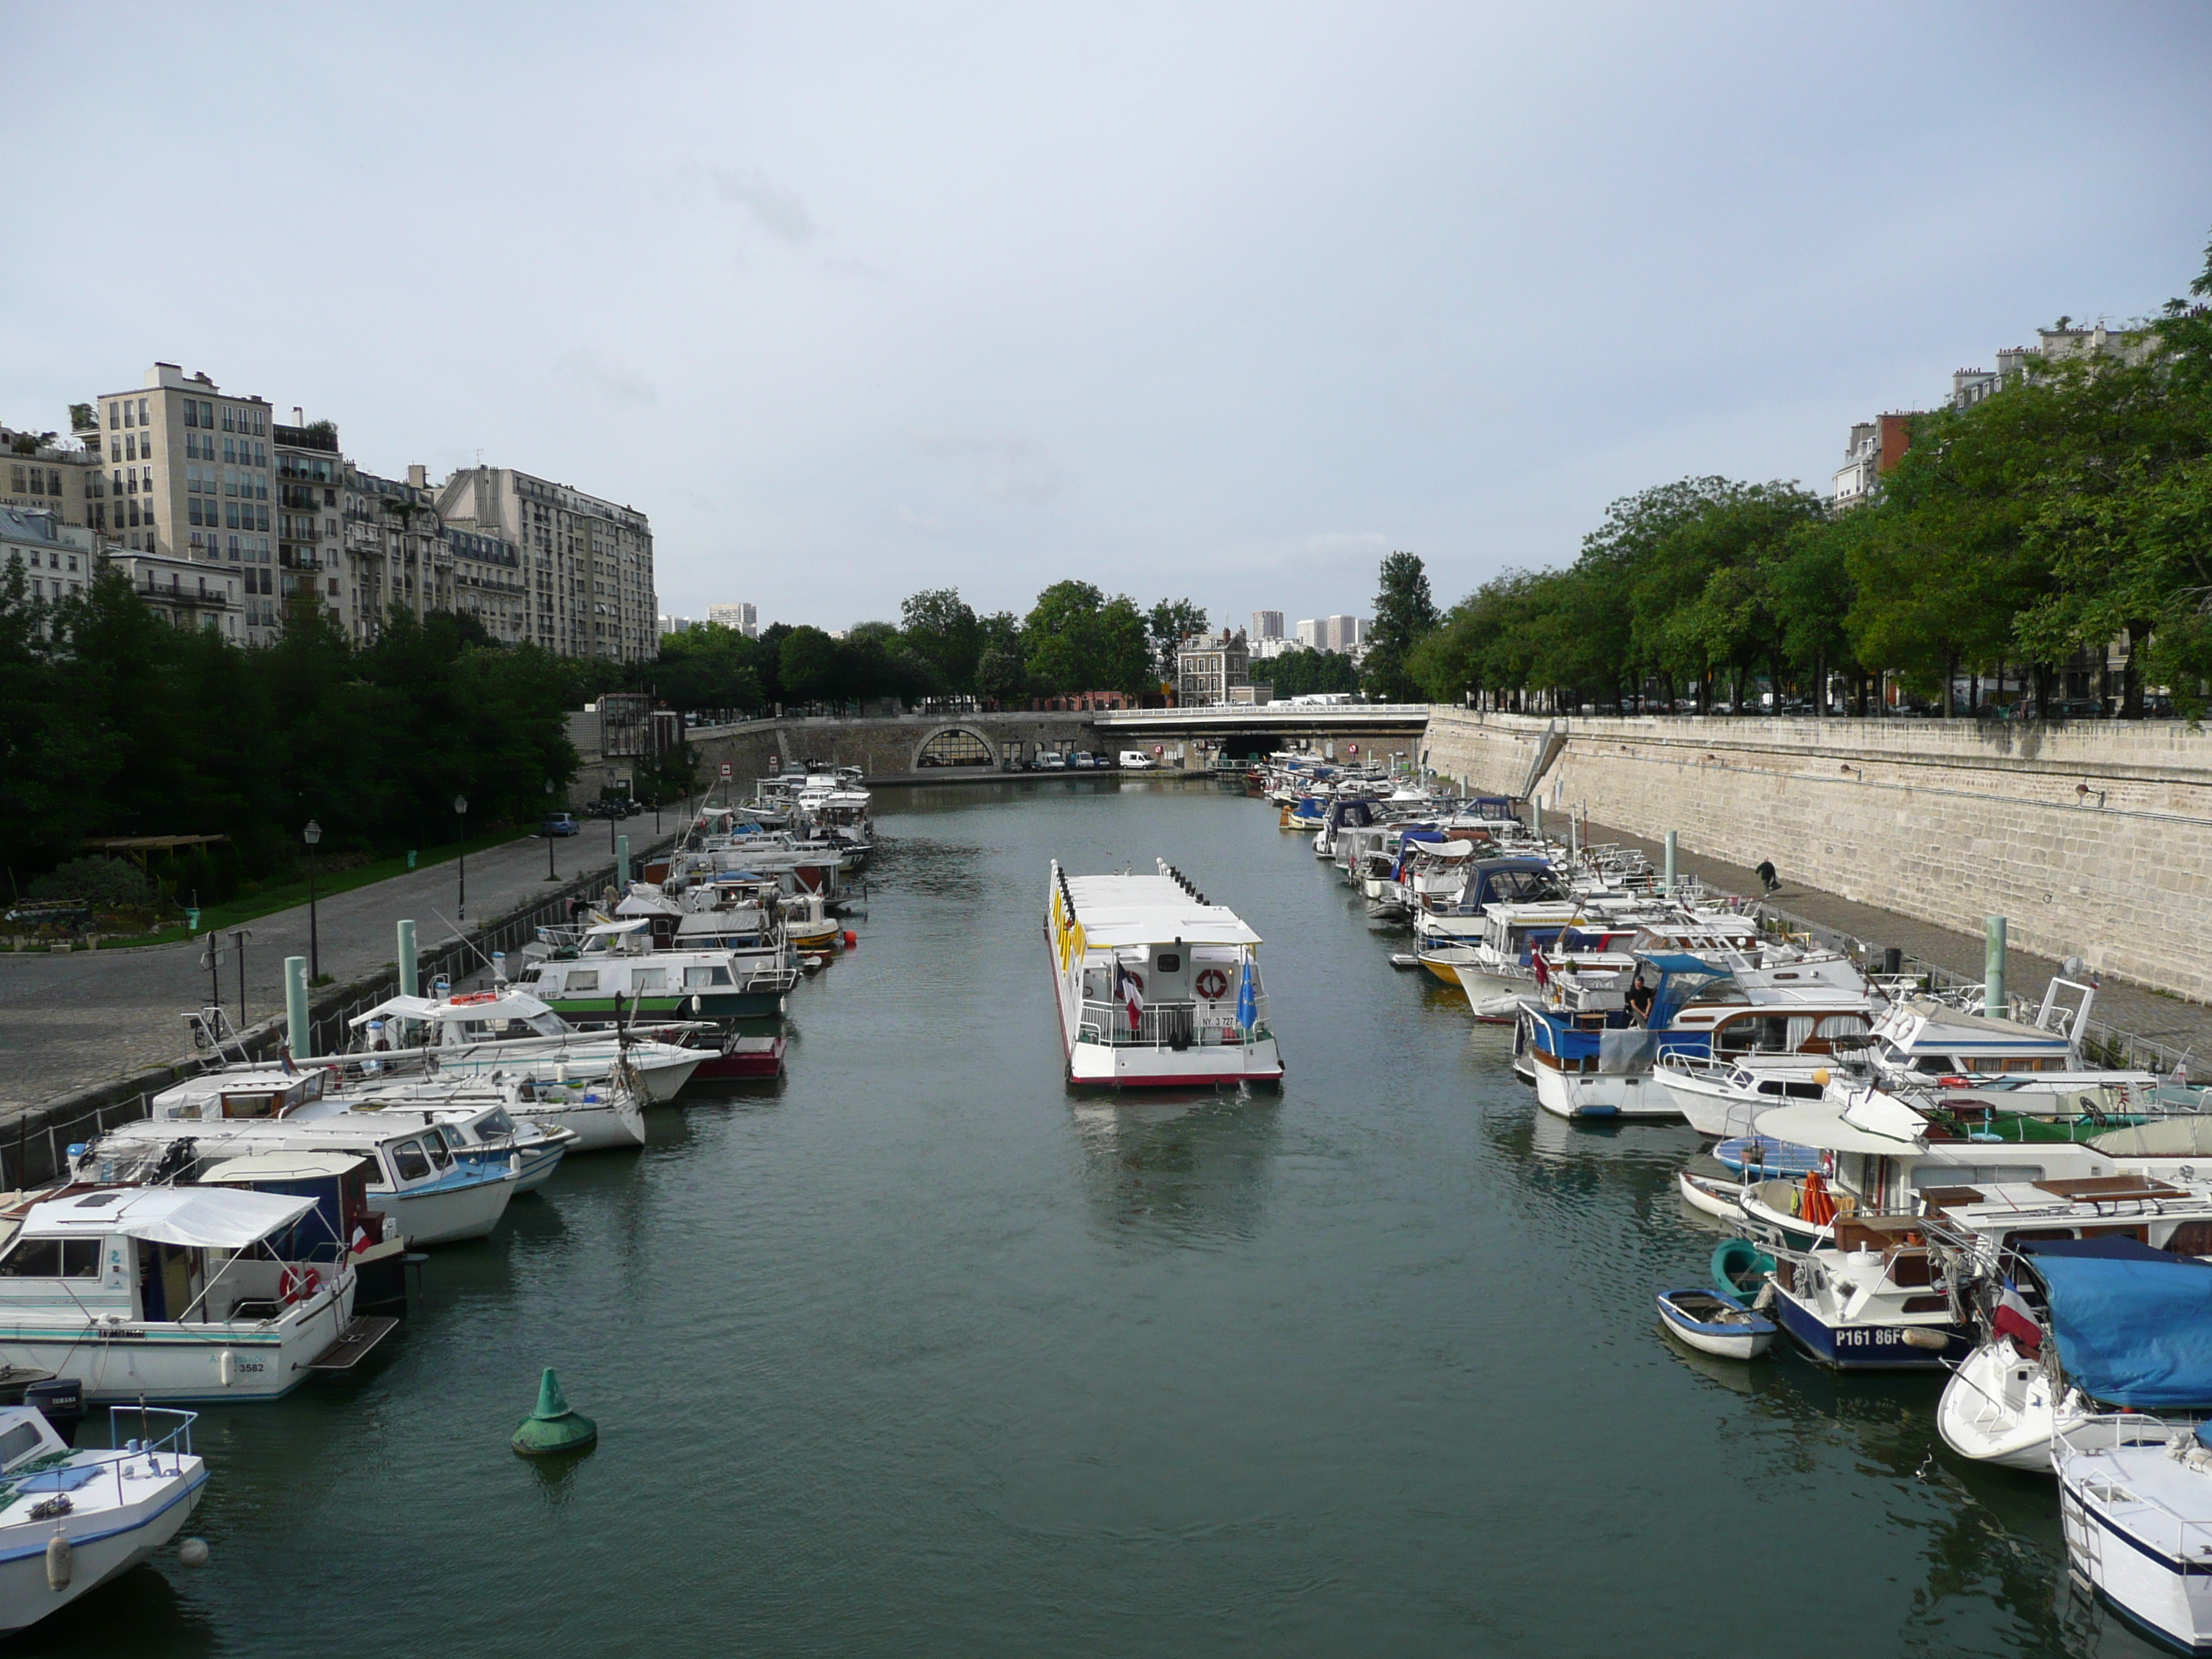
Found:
1423,709 -> 2212,1006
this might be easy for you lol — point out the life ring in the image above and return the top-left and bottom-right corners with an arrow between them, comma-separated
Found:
451,991 -> 499,1006
279,1264 -> 322,1305
1195,968 -> 1230,1001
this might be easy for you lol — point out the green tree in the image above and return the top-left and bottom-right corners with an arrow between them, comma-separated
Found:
899,588 -> 982,694
1362,550 -> 1439,701
1146,598 -> 1208,685
975,611 -> 1028,707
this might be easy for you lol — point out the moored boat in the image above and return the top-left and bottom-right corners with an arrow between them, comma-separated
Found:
1655,1287 -> 1774,1359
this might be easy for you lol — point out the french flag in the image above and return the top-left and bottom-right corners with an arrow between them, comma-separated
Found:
1115,960 -> 1143,1033
1992,1283 -> 2042,1354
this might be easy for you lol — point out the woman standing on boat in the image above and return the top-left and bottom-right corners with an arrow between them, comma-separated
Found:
1625,975 -> 1655,1027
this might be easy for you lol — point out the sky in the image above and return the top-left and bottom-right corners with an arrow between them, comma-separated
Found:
7,2 -> 2211,635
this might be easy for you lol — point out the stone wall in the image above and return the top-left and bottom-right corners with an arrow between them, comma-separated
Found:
687,713 -> 1107,785
1424,708 -> 2212,1004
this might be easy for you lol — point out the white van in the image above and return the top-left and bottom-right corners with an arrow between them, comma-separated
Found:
1118,750 -> 1159,770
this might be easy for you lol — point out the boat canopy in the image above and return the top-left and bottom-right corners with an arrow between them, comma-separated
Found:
2090,1118 -> 2212,1156
1755,1090 -> 1928,1154
1062,873 -> 1262,948
23,1185 -> 316,1248
2025,1238 -> 2212,1408
586,920 -> 652,937
350,990 -> 558,1028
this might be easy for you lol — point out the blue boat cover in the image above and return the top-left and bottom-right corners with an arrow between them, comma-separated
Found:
1642,953 -> 1730,977
2026,1241 -> 2212,1408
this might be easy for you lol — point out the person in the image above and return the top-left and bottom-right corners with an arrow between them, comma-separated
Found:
1625,975 -> 1655,1028
1755,859 -> 1779,894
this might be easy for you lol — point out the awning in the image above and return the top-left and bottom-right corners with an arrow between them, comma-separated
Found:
24,1186 -> 316,1248
351,995 -> 439,1026
2026,1241 -> 2212,1408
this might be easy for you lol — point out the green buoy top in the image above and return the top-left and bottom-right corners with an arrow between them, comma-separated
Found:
511,1367 -> 598,1457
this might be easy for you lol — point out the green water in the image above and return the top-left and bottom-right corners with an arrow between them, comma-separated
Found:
22,780 -> 2154,1657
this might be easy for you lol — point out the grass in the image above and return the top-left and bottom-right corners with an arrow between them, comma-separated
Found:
90,828 -> 560,950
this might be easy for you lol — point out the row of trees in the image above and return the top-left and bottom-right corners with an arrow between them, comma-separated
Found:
1403,233 -> 2212,716
1,572 -> 600,896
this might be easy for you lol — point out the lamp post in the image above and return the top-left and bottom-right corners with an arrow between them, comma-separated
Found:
302,819 -> 323,981
544,780 -> 557,881
454,794 -> 469,921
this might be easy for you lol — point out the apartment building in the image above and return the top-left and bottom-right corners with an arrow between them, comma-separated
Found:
274,418 -> 347,639
1176,629 -> 1251,706
449,519 -> 529,645
1832,413 -> 1914,510
1250,609 -> 1285,642
0,505 -> 94,608
436,465 -> 657,662
708,601 -> 757,636
2,429 -> 99,527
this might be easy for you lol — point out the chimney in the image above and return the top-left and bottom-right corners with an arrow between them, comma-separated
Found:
408,464 -> 428,489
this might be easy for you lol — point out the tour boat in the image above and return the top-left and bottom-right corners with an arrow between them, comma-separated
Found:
0,1403 -> 207,1637
0,1185 -> 359,1401
2058,1415 -> 2212,1651
1655,1288 -> 1774,1359
1046,859 -> 1284,1089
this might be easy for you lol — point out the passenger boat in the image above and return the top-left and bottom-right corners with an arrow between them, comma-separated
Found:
0,1185 -> 359,1401
0,1403 -> 207,1636
1655,1288 -> 1774,1359
1046,859 -> 1284,1088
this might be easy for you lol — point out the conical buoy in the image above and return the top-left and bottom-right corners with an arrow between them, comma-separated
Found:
511,1367 -> 597,1457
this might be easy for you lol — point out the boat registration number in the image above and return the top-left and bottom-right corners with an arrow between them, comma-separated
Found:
1835,1327 -> 1928,1350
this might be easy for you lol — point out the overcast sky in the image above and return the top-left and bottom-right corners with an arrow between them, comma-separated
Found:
9,2 -> 2211,634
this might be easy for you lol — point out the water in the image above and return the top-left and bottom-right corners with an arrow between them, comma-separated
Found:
22,779 -> 2161,1658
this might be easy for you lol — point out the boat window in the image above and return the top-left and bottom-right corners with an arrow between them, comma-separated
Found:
422,1129 -> 455,1171
391,1140 -> 433,1182
0,1238 -> 101,1278
633,968 -> 667,992
566,971 -> 598,993
1785,1081 -> 1826,1100
0,1421 -> 45,1469
1915,1056 -> 1956,1074
711,967 -> 733,985
1815,1015 -> 1869,1038
1715,1015 -> 1794,1054
479,1109 -> 516,1138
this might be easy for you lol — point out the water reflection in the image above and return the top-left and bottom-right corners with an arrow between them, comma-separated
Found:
1067,1096 -> 1281,1249
7,1556 -> 222,1658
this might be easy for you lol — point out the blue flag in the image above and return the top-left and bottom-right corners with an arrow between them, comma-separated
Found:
1236,953 -> 1257,1035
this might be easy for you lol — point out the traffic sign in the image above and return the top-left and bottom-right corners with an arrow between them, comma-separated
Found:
719,763 -> 732,779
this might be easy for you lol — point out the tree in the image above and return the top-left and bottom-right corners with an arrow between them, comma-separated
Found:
1146,598 -> 1208,685
1362,551 -> 1439,701
1023,583 -> 1155,697
975,611 -> 1028,707
1260,647 -> 1360,699
899,588 -> 982,694
778,626 -> 840,704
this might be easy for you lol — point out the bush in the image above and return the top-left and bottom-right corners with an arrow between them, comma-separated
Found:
25,857 -> 155,910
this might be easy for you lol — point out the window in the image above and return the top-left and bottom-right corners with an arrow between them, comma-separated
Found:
632,967 -> 666,992
222,407 -> 235,433
184,401 -> 199,428
138,398 -> 148,425
199,400 -> 212,426
565,970 -> 598,992
0,1237 -> 102,1277
122,401 -> 134,428
423,1130 -> 454,1171
107,402 -> 119,429
390,1140 -> 433,1182
125,433 -> 136,461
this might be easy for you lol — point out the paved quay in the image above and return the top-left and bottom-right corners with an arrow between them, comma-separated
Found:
0,831 -> 642,1115
1582,819 -> 2212,1067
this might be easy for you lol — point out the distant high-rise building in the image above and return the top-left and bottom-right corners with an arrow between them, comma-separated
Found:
1250,609 -> 1285,641
1295,618 -> 1319,648
709,601 -> 758,637
659,613 -> 696,637
1322,615 -> 1367,652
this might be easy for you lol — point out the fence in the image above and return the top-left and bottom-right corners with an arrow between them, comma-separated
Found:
1,835 -> 679,1193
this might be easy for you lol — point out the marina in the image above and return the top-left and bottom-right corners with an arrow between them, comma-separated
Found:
0,771 -> 2198,1653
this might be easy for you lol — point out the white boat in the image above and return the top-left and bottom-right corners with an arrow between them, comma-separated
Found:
0,1185 -> 358,1401
2058,1416 -> 2212,1651
0,1402 -> 207,1637
1657,1054 -> 1835,1138
1655,1288 -> 1774,1359
325,989 -> 705,1103
1047,859 -> 1284,1088
1939,1336 -> 2085,1473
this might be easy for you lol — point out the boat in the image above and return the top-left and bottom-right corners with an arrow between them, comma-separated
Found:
1046,859 -> 1284,1088
1655,1054 -> 1835,1139
2058,1414 -> 2212,1651
516,920 -> 793,1020
0,1403 -> 208,1637
325,989 -> 706,1103
683,1035 -> 787,1082
0,1185 -> 363,1401
1655,1288 -> 1774,1359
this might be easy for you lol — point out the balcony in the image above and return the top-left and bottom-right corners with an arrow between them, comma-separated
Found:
271,423 -> 340,454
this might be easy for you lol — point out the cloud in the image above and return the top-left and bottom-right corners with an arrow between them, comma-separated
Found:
908,431 -> 1064,505
553,349 -> 657,407
712,167 -> 817,244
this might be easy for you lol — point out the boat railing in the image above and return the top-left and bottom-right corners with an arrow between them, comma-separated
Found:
106,1403 -> 197,1469
1077,998 -> 1269,1049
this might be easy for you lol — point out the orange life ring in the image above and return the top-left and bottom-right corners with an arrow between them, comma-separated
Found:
279,1265 -> 323,1305
1195,968 -> 1230,1000
451,991 -> 500,1006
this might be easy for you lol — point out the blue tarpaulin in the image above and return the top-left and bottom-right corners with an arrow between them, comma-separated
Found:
2025,1238 -> 2212,1408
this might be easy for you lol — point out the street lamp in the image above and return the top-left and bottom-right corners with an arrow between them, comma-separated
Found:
302,819 -> 323,981
544,780 -> 557,881
454,794 -> 469,921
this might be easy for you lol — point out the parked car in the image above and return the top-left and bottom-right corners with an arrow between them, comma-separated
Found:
2046,696 -> 2107,720
1071,752 -> 1097,770
538,813 -> 580,838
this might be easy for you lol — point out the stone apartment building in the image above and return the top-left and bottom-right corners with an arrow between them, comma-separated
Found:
436,465 -> 657,662
1177,629 -> 1251,706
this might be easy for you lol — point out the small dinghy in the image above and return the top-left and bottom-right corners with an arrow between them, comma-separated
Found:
1657,1288 -> 1775,1360
1677,1168 -> 1748,1224
1388,953 -> 1422,971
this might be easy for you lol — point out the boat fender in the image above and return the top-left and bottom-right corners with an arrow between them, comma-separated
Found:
844,931 -> 858,948
178,1538 -> 210,1568
45,1532 -> 71,1591
219,1350 -> 235,1387
1899,1328 -> 1950,1352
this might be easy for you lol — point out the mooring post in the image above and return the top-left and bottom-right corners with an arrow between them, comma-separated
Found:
616,833 -> 630,890
397,920 -> 418,997
285,956 -> 310,1057
1984,917 -> 2008,1018
1664,830 -> 1678,895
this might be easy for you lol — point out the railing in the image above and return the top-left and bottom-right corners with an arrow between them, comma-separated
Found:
1076,998 -> 1268,1048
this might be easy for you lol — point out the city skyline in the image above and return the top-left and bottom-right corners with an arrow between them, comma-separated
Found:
6,5 -> 2209,633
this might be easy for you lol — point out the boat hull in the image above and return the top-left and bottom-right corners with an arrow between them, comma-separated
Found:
1065,1039 -> 1285,1089
0,1285 -> 354,1403
382,1170 -> 522,1242
1769,1285 -> 1968,1370
1656,1292 -> 1773,1359
1532,1061 -> 1681,1120
0,1466 -> 207,1635
1938,1343 -> 2072,1473
2062,1462 -> 2212,1653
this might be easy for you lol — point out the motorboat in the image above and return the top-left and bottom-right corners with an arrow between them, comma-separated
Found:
1046,858 -> 1284,1088
0,1184 -> 361,1401
2057,1414 -> 2212,1650
0,1403 -> 207,1637
323,989 -> 705,1103
1656,1054 -> 1834,1139
516,920 -> 793,1020
1655,1288 -> 1774,1359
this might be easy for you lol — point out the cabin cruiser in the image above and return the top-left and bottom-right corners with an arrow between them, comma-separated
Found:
1452,905 -> 1637,1021
0,1402 -> 207,1635
1411,857 -> 1567,948
317,988 -> 705,1104
0,1184 -> 360,1401
86,1104 -> 524,1245
517,918 -> 794,1020
1046,859 -> 1283,1088
2056,1411 -> 2212,1652
1863,985 -> 2162,1105
1656,1053 -> 1833,1138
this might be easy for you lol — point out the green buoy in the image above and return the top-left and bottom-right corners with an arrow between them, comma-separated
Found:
511,1367 -> 597,1457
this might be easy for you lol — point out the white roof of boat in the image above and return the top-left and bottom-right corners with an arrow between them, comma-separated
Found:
23,1184 -> 315,1246
1882,997 -> 2073,1049
1755,1087 -> 1928,1155
586,919 -> 652,936
199,1154 -> 372,1183
1061,873 -> 1262,947
351,990 -> 554,1027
